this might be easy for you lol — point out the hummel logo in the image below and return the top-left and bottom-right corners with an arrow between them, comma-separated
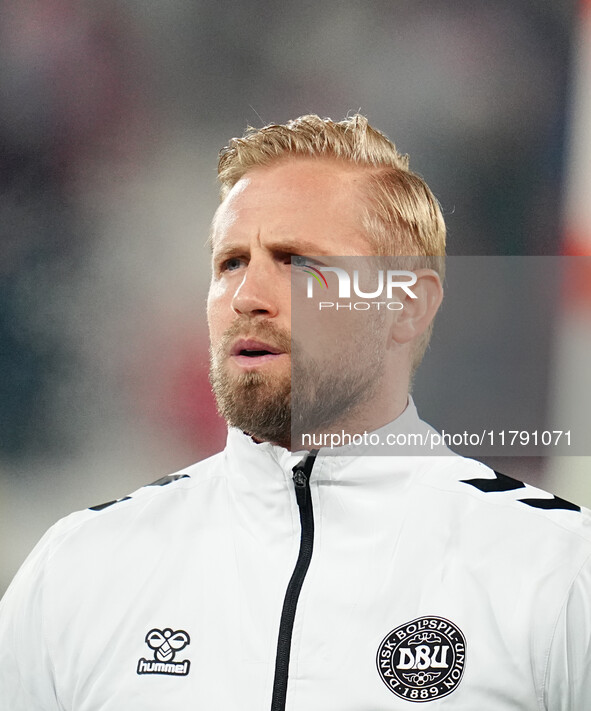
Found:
137,628 -> 191,676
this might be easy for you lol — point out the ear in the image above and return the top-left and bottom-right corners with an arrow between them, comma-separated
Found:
389,269 -> 443,345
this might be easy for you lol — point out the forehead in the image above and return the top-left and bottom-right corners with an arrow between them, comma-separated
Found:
210,158 -> 372,252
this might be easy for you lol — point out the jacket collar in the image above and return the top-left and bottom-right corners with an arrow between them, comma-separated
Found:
224,397 -> 447,481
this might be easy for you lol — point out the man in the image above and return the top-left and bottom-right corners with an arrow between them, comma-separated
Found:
0,114 -> 590,710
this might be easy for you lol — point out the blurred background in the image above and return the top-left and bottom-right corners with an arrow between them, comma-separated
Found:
1,0 -> 590,594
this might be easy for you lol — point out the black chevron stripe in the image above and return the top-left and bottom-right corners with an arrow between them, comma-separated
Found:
147,473 -> 190,487
88,496 -> 132,512
519,496 -> 580,512
460,470 -> 525,493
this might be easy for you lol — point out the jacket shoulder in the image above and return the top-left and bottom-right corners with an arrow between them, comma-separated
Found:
420,454 -> 591,545
46,450 -> 227,549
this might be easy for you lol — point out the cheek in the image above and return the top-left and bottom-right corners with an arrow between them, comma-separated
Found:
207,283 -> 229,340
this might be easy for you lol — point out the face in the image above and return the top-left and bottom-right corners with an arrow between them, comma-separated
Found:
207,158 -> 385,449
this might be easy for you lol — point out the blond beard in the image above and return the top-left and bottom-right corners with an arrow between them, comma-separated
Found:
209,318 -> 385,450
209,320 -> 292,447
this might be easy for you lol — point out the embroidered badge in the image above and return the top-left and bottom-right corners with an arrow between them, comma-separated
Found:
376,616 -> 466,703
137,628 -> 191,676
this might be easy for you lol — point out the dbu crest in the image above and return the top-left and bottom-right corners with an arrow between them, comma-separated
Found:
376,616 -> 466,703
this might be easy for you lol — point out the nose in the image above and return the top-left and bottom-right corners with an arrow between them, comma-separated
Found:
231,260 -> 280,318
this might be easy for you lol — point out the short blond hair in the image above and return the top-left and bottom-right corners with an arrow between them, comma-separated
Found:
217,114 -> 446,275
217,114 -> 446,373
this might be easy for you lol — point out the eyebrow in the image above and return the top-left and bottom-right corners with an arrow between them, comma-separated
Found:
211,238 -> 323,258
267,239 -> 322,255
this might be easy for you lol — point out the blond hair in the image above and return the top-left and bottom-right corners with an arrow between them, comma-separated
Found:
217,114 -> 446,372
218,114 -> 445,274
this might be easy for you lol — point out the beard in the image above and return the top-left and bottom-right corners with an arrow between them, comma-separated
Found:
209,318 -> 385,450
209,320 -> 292,447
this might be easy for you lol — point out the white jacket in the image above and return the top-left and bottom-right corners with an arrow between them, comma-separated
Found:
1,402 -> 591,710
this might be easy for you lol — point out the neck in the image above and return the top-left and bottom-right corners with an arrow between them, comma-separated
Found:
286,384 -> 409,452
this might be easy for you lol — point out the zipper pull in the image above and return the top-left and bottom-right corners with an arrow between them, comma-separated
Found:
292,450 -> 318,508
293,468 -> 307,488
292,468 -> 308,506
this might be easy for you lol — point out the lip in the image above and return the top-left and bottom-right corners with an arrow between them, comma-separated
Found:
230,338 -> 283,357
229,338 -> 286,369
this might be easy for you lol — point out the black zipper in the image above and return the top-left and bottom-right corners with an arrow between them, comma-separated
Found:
270,450 -> 318,711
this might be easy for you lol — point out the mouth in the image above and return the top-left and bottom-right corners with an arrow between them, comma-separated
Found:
229,338 -> 287,368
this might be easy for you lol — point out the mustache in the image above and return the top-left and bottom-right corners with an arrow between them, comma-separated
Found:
218,319 -> 292,355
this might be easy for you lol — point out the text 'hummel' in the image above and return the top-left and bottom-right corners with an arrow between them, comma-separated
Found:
137,628 -> 191,677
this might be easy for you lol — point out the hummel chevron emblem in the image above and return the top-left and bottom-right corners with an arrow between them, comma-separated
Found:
461,471 -> 581,512
518,496 -> 580,512
460,471 -> 525,493
88,496 -> 132,512
147,473 -> 190,487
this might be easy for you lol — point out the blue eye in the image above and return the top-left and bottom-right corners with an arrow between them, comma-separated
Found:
291,255 -> 310,267
224,257 -> 244,271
